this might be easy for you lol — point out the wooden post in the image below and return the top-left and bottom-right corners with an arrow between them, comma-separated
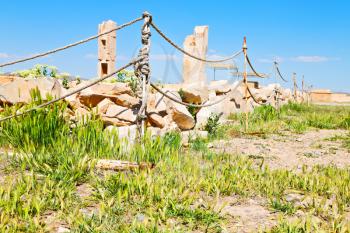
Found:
243,37 -> 248,131
292,72 -> 297,102
301,75 -> 305,103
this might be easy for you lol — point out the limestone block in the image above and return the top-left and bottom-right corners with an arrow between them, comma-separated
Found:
180,85 -> 209,104
105,104 -> 137,123
147,112 -> 166,128
0,77 -> 62,105
164,92 -> 195,130
101,116 -> 132,127
113,94 -> 139,108
96,98 -> 114,114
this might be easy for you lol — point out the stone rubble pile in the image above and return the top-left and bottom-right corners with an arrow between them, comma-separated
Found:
0,75 -> 301,142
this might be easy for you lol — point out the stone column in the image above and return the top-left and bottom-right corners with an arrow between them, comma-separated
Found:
182,26 -> 208,86
98,20 -> 116,78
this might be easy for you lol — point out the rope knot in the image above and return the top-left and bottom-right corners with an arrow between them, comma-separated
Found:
142,11 -> 152,23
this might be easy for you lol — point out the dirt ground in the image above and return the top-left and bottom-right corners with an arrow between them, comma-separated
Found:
211,129 -> 350,170
206,129 -> 350,232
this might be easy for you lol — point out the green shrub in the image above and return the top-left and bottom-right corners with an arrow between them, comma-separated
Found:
205,113 -> 221,136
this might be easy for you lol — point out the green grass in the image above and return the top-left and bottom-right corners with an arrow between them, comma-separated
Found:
1,100 -> 350,231
226,102 -> 350,135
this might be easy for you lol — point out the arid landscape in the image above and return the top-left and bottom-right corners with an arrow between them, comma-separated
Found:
1,1 -> 350,232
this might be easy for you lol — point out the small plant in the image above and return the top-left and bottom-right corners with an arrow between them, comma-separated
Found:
205,113 -> 221,136
187,105 -> 199,119
270,199 -> 296,214
62,76 -> 69,89
178,88 -> 185,100
76,76 -> 81,85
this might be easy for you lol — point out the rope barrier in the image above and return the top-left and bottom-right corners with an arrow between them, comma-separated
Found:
274,62 -> 288,82
0,11 -> 284,126
245,54 -> 268,78
150,81 -> 243,108
150,21 -> 243,63
246,85 -> 265,105
0,17 -> 143,68
0,58 -> 142,123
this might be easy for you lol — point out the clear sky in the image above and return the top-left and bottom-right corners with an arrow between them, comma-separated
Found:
0,1 -> 349,92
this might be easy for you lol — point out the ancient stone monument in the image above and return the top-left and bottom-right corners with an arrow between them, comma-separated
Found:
98,20 -> 117,78
182,26 -> 208,86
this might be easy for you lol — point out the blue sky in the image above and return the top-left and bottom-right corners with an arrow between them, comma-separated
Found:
0,1 -> 349,92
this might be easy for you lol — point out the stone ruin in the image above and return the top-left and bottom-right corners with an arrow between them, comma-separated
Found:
97,20 -> 116,78
183,26 -> 208,86
0,23 -> 301,144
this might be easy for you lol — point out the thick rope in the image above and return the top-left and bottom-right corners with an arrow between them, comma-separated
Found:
134,12 -> 152,138
274,62 -> 288,82
0,17 -> 143,68
0,58 -> 141,123
150,21 -> 243,63
246,85 -> 265,105
245,54 -> 268,78
150,81 -> 243,108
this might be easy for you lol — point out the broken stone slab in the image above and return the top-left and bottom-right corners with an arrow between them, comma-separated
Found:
105,104 -> 137,123
147,92 -> 171,116
98,82 -> 133,96
76,81 -> 136,108
180,85 -> 209,104
0,76 -> 62,105
147,111 -> 166,128
95,98 -> 114,114
101,116 -> 132,127
163,91 -> 195,130
78,90 -> 139,108
113,94 -> 139,108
